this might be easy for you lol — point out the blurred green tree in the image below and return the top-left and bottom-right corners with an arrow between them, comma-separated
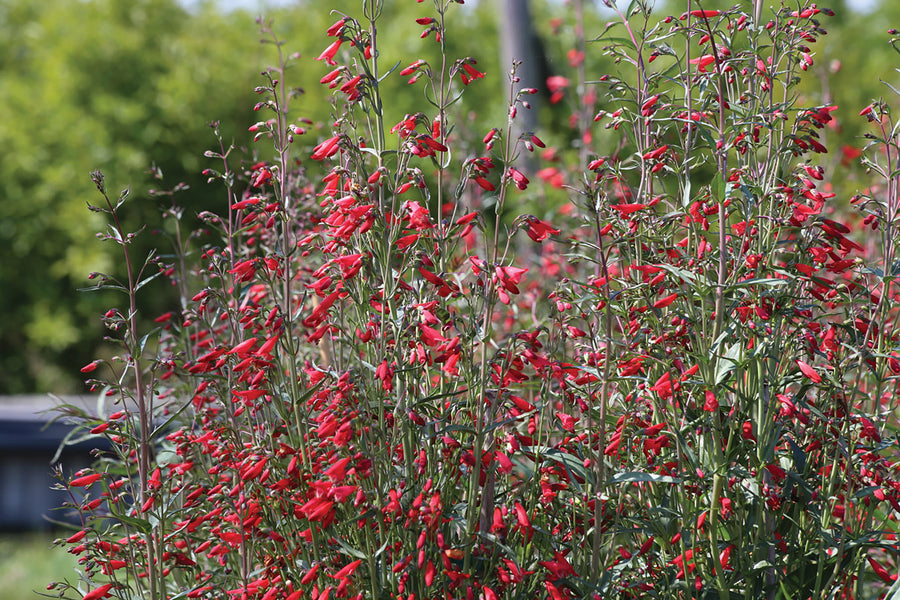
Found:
0,0 -> 262,393
0,0 -> 505,394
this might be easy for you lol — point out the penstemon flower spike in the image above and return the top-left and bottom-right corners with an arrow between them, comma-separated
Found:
53,3 -> 900,600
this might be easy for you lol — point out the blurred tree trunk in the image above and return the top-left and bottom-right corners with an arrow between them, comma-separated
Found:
497,0 -> 544,176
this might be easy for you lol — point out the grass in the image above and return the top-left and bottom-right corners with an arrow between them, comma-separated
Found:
0,532 -> 79,600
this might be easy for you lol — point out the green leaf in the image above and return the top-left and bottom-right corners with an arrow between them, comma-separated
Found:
609,471 -> 681,484
711,176 -> 728,202
333,537 -> 367,560
378,60 -> 402,83
654,262 -> 700,285
134,270 -> 163,292
542,449 -> 589,491
155,449 -> 178,466
109,510 -> 153,534
859,265 -> 885,278
593,36 -> 636,47
853,485 -> 885,500
787,437 -> 806,472
726,277 -> 789,290
150,401 -> 193,440
715,342 -> 745,385
431,424 -> 476,439
884,571 -> 900,600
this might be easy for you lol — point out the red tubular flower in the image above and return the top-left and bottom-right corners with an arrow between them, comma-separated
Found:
719,545 -> 734,570
508,167 -> 529,190
690,54 -> 716,72
418,134 -> 448,153
556,411 -> 576,432
320,68 -> 342,85
642,144 -> 668,160
303,288 -> 346,328
567,48 -> 585,67
300,564 -> 320,585
524,216 -> 559,242
650,372 -> 673,399
233,389 -> 267,402
400,60 -> 424,77
375,360 -> 394,391
460,61 -> 485,85
227,337 -> 257,356
255,334 -> 280,358
791,7 -> 821,18
514,502 -> 533,540
653,292 -> 678,308
473,176 -> 494,191
424,560 -> 435,586
311,136 -> 341,161
300,496 -> 335,522
494,266 -> 528,294
331,559 -> 362,579
316,39 -> 343,66
339,75 -> 362,95
641,94 -> 660,116
82,584 -> 115,600
420,324 -> 446,348
689,9 -> 720,18
326,18 -> 346,36
70,473 -> 102,487
611,203 -> 648,216
231,197 -> 261,211
544,581 -> 565,600
869,557 -> 898,584
742,421 -> 756,442
66,530 -> 87,544
148,467 -> 161,490
546,75 -> 569,104
797,360 -> 822,383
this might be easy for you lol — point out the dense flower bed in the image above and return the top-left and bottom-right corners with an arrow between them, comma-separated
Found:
52,2 -> 900,599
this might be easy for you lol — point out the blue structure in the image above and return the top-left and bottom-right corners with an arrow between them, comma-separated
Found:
0,396 -> 102,530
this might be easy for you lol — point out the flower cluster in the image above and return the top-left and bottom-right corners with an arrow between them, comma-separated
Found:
54,3 -> 900,600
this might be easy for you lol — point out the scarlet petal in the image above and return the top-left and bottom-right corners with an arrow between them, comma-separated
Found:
642,144 -> 668,160
331,559 -> 362,579
424,560 -> 435,586
90,423 -> 109,434
868,557 -> 897,584
653,293 -> 678,308
301,564 -> 320,585
474,176 -> 495,191
797,360 -> 822,383
612,203 -> 648,216
70,473 -> 103,487
316,40 -> 343,65
82,584 -> 115,600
